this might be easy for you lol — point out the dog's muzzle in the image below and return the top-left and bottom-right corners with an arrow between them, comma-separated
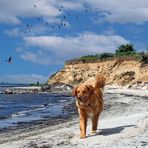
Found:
77,95 -> 87,102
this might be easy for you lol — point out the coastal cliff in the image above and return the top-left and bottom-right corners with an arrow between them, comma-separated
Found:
48,58 -> 148,87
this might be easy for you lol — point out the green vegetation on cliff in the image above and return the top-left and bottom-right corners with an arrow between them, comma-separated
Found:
66,43 -> 148,64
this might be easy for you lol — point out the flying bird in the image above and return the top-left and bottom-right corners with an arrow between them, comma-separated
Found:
6,56 -> 12,63
59,6 -> 64,12
37,18 -> 40,21
63,15 -> 66,19
34,4 -> 37,8
26,24 -> 31,32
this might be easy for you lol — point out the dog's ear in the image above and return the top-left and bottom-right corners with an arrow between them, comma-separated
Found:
72,86 -> 78,96
86,85 -> 94,95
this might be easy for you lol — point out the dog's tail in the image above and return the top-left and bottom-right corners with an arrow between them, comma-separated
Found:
95,73 -> 106,89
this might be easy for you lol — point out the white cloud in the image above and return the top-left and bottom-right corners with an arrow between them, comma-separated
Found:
0,15 -> 21,25
4,28 -> 24,37
24,32 -> 128,53
0,1 -> 54,24
4,24 -> 56,37
0,0 -> 83,25
59,1 -> 83,10
0,74 -> 48,84
1,0 -> 148,25
0,0 -> 60,24
101,27 -> 116,35
21,32 -> 129,65
20,51 -> 52,65
81,0 -> 148,24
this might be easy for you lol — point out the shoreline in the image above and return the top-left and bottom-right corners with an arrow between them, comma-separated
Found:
0,91 -> 77,132
0,86 -> 148,147
0,114 -> 77,134
1,83 -> 147,95
0,115 -> 78,145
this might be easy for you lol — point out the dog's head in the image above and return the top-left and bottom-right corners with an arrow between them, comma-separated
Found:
72,84 -> 94,102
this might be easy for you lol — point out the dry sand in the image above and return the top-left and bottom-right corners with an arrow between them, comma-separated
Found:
0,86 -> 148,148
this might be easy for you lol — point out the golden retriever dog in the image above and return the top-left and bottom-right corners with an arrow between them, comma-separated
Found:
72,74 -> 106,139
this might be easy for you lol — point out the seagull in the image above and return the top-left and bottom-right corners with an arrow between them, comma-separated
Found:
63,15 -> 66,19
37,18 -> 40,21
6,57 -> 12,63
26,24 -> 31,32
59,6 -> 64,11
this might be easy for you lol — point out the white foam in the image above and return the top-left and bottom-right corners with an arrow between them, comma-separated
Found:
11,107 -> 46,118
105,87 -> 148,97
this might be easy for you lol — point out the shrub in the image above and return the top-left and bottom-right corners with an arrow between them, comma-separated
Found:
99,53 -> 114,60
115,43 -> 136,56
79,54 -> 99,62
140,52 -> 148,63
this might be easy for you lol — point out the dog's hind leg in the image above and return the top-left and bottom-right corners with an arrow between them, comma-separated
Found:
91,114 -> 99,134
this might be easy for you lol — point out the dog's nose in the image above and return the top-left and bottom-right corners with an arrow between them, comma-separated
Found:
77,96 -> 81,99
78,95 -> 83,100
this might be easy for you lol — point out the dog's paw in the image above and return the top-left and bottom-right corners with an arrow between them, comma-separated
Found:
91,130 -> 96,134
80,135 -> 86,139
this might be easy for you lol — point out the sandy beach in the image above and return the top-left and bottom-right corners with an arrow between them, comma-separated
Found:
0,86 -> 148,148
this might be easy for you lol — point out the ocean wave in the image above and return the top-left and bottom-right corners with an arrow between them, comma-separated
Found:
11,112 -> 26,118
59,99 -> 67,103
11,106 -> 47,118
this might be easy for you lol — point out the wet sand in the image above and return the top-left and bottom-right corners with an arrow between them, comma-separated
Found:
0,86 -> 148,148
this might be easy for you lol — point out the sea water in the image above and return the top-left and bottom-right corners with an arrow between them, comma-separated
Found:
0,87 -> 75,129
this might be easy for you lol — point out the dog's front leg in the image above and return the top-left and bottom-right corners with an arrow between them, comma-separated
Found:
79,110 -> 87,139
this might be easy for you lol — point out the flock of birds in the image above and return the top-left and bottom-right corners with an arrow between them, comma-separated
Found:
3,2 -> 89,64
26,2 -> 89,32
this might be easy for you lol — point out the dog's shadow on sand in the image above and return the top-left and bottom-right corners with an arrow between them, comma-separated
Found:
87,124 -> 136,137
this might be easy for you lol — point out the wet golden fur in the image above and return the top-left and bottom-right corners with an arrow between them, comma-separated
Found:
72,73 -> 106,139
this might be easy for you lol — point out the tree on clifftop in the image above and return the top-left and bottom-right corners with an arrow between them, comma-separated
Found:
116,43 -> 136,56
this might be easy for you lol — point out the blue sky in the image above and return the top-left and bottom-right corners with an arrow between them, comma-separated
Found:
0,0 -> 148,83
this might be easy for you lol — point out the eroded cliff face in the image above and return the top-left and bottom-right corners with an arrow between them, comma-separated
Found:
48,59 -> 148,86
